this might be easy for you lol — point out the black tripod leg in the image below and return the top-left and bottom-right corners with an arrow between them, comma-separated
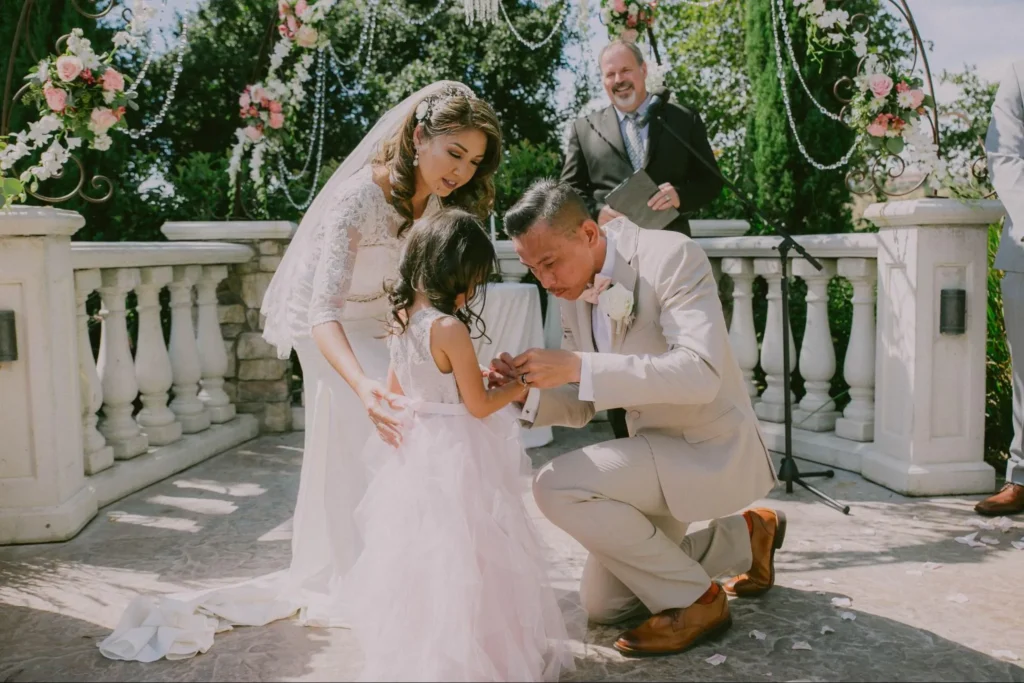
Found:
791,477 -> 852,514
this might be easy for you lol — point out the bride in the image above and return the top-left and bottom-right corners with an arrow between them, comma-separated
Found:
99,80 -> 504,662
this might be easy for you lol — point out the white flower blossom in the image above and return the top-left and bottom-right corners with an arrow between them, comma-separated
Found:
853,32 -> 868,57
103,90 -> 117,105
0,141 -> 31,171
270,39 -> 292,73
66,137 -> 82,150
27,115 -> 62,147
33,60 -> 49,84
112,31 -> 136,49
130,0 -> 158,35
91,133 -> 113,151
807,0 -> 826,16
827,32 -> 844,45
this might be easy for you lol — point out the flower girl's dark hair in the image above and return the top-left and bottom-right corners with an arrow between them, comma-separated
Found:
386,209 -> 498,339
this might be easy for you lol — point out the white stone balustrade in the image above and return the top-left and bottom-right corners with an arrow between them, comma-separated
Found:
168,265 -> 211,434
135,266 -> 182,446
97,267 -> 150,460
721,257 -> 759,402
74,269 -> 114,474
196,265 -> 236,423
793,258 -> 840,432
753,257 -> 797,423
834,258 -> 877,442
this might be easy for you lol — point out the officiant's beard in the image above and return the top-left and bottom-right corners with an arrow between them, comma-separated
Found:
612,88 -> 638,110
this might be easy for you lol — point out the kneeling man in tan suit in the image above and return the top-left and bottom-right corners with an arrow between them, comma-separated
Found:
494,180 -> 783,657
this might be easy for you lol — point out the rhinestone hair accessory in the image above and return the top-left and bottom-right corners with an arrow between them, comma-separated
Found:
414,83 -> 476,123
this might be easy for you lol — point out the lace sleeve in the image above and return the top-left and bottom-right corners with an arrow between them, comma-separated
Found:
308,184 -> 375,329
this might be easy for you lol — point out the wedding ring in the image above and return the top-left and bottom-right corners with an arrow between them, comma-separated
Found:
520,373 -> 529,386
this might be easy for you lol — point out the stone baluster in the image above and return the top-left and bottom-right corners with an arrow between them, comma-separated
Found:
96,268 -> 149,459
834,258 -> 877,442
74,269 -> 114,474
196,265 -> 236,423
722,258 -> 759,402
754,258 -> 795,423
134,267 -> 183,446
168,265 -> 211,433
793,259 -> 840,431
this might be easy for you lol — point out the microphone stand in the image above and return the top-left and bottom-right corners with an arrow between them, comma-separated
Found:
647,107 -> 851,515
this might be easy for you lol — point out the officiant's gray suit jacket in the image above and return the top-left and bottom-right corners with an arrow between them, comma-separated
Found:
561,97 -> 724,236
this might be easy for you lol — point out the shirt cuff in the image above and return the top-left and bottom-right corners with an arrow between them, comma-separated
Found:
577,352 -> 595,402
519,388 -> 541,424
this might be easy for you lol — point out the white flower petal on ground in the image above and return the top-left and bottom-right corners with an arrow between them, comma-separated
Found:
947,593 -> 969,604
831,597 -> 852,608
749,630 -> 767,641
792,580 -> 812,587
821,625 -> 835,635
992,650 -> 1019,661
993,517 -> 1015,533
923,562 -> 943,571
980,536 -> 1000,546
840,611 -> 857,621
1011,540 -> 1024,550
706,653 -> 727,666
792,641 -> 813,651
823,578 -> 838,585
955,532 -> 987,548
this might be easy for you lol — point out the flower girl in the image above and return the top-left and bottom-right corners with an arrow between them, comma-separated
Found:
342,209 -> 574,682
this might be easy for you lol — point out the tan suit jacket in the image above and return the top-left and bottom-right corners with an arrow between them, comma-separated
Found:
530,217 -> 777,522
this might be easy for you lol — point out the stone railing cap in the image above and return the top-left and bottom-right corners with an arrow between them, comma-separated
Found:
71,241 -> 255,270
864,198 -> 1006,228
0,205 -> 84,237
695,232 -> 878,259
690,219 -> 750,238
162,220 -> 298,241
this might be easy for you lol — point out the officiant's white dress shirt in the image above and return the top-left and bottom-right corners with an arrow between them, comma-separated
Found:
521,234 -> 617,421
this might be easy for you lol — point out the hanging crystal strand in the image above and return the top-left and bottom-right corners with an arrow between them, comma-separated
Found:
464,0 -> 500,24
388,0 -> 448,26
276,49 -> 328,211
500,0 -> 567,50
774,0 -> 844,123
281,47 -> 327,183
769,0 -> 856,171
120,14 -> 190,139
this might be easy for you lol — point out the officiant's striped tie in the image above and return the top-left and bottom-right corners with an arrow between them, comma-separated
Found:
623,112 -> 645,171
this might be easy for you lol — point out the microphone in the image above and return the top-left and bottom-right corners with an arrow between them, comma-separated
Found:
636,89 -> 669,127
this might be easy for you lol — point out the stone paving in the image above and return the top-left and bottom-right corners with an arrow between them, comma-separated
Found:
1,425 -> 1023,682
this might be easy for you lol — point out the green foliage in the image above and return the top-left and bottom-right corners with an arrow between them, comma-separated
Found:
657,0 -> 748,220
492,139 -> 562,237
985,222 -> 1012,472
938,65 -> 998,196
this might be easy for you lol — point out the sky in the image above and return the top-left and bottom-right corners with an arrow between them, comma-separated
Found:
149,0 -> 1024,109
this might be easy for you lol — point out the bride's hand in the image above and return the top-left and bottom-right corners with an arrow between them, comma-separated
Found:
357,379 -> 404,447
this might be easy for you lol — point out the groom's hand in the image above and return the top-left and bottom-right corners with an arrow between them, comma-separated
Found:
512,349 -> 582,390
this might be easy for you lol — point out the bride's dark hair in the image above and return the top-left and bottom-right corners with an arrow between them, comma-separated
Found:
373,86 -> 502,237
386,209 -> 498,340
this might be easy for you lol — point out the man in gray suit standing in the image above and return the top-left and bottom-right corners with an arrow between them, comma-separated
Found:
978,60 -> 1024,516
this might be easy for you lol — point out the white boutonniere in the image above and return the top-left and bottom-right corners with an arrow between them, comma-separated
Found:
598,283 -> 635,335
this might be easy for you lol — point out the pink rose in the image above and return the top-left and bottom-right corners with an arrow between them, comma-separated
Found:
43,83 -> 67,112
269,100 -> 282,113
295,24 -> 318,48
250,85 -> 265,102
239,91 -> 251,108
287,14 -> 298,34
244,125 -> 263,142
278,0 -> 290,17
909,89 -> 925,109
866,73 -> 893,99
896,81 -> 910,93
269,112 -> 285,129
612,0 -> 627,12
55,55 -> 84,83
90,107 -> 119,133
101,68 -> 125,92
626,14 -> 637,27
866,121 -> 887,137
296,0 -> 308,16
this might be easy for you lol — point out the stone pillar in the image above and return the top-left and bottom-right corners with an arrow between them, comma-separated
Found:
754,257 -> 796,423
863,198 -> 1004,495
793,258 -> 840,431
162,221 -> 297,433
722,257 -> 760,403
0,207 -> 97,543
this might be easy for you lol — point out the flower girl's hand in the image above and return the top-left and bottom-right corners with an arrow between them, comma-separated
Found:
357,379 -> 404,447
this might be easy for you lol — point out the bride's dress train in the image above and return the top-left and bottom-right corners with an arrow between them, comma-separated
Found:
98,319 -> 389,662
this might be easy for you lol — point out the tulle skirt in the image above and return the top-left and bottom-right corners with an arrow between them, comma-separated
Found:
344,400 -> 574,682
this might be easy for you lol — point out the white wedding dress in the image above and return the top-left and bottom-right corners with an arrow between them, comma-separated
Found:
98,83 -> 457,663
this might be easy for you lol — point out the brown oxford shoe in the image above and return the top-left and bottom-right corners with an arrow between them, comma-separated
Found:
722,508 -> 787,598
974,483 -> 1024,517
612,585 -> 731,657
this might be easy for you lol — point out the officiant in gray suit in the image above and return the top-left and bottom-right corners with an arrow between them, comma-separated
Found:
561,40 -> 723,237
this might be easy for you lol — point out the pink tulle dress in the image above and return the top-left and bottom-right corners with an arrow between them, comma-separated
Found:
342,307 -> 575,682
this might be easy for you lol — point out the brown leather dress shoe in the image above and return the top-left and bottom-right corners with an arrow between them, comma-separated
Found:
722,508 -> 787,598
613,589 -> 731,657
974,483 -> 1024,516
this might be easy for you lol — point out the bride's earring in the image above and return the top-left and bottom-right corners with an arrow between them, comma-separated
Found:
413,152 -> 419,167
